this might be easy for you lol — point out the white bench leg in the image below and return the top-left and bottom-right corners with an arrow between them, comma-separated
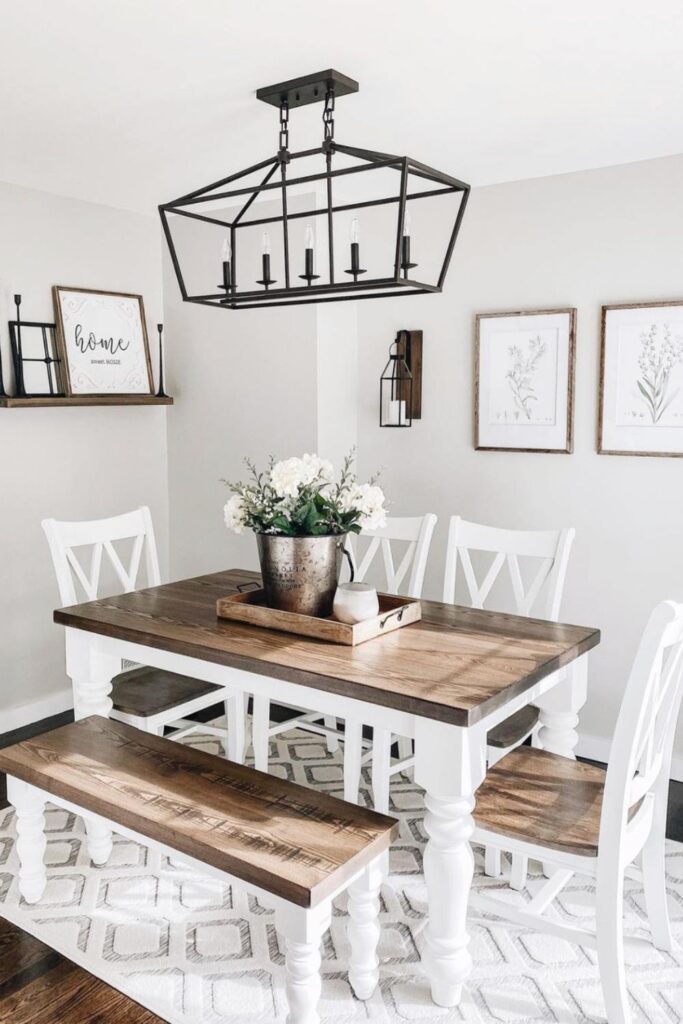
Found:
85,813 -> 114,865
343,720 -> 363,804
8,777 -> 47,905
484,846 -> 502,877
371,728 -> 392,814
509,854 -> 529,891
252,694 -> 271,773
324,716 -> 339,753
277,902 -> 330,1024
348,854 -> 385,1000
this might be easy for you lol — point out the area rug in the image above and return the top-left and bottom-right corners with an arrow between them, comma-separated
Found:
0,726 -> 681,1023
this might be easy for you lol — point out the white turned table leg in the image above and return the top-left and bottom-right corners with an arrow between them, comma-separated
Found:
66,628 -> 120,720
277,903 -> 330,1024
225,691 -> 246,763
343,720 -> 363,804
85,813 -> 113,865
415,718 -> 486,1008
348,853 -> 386,1000
371,727 -> 392,814
252,694 -> 271,773
536,656 -> 588,760
8,778 -> 47,905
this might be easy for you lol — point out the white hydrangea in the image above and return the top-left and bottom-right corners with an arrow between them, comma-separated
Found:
343,482 -> 387,531
270,457 -> 306,498
223,494 -> 247,534
301,453 -> 334,485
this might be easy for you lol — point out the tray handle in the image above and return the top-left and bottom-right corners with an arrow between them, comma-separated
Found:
236,580 -> 261,594
379,605 -> 406,629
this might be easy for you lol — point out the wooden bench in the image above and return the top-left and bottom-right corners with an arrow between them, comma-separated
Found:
0,716 -> 398,1024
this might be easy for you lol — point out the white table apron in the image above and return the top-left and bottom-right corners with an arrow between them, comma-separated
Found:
64,625 -> 589,1008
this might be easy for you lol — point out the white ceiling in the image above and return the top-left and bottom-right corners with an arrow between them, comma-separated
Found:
2,0 -> 682,214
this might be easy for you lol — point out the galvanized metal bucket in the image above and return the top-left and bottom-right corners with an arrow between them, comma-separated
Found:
256,534 -> 347,617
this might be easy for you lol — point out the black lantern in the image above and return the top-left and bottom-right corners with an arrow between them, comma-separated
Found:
159,69 -> 470,311
380,339 -> 413,428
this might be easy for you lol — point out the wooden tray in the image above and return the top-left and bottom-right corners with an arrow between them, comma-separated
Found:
216,589 -> 421,646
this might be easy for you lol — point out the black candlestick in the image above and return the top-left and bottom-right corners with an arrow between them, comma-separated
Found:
155,323 -> 168,398
298,247 -> 320,286
0,339 -> 7,398
344,242 -> 367,282
222,260 -> 232,292
256,253 -> 276,290
400,235 -> 418,278
14,294 -> 25,397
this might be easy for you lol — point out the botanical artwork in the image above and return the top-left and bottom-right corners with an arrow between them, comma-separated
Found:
600,302 -> 683,456
53,286 -> 152,395
476,309 -> 575,453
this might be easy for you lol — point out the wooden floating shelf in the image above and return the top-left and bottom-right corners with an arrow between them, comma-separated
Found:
0,395 -> 173,408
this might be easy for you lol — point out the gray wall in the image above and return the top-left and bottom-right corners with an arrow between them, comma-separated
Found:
0,181 -> 168,730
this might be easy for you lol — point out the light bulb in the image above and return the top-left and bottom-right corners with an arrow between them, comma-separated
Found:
403,210 -> 412,238
350,217 -> 360,244
261,231 -> 271,255
221,237 -> 231,262
305,224 -> 314,250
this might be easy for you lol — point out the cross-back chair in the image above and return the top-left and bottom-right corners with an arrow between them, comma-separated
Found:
472,599 -> 683,1024
43,507 -> 246,758
250,514 -> 437,784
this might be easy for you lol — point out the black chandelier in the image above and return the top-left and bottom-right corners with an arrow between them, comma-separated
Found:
159,70 -> 470,310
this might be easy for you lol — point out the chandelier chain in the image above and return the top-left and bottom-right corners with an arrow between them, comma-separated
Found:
279,100 -> 290,152
323,88 -> 335,143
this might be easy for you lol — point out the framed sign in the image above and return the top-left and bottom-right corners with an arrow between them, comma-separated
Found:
599,300 -> 683,457
53,286 -> 153,396
475,308 -> 576,453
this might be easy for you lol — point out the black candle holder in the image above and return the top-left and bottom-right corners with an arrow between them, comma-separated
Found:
299,248 -> 320,286
400,235 -> 418,278
344,242 -> 367,282
156,323 -> 169,398
257,253 -> 277,290
13,295 -> 25,397
0,340 -> 7,398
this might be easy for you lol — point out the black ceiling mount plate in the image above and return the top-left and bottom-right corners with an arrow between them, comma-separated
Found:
256,69 -> 359,109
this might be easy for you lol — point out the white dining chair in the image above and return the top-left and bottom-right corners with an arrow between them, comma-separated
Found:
251,514 -> 438,789
42,507 -> 247,759
471,599 -> 683,1024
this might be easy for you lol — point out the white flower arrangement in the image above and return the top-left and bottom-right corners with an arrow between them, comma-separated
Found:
223,451 -> 387,537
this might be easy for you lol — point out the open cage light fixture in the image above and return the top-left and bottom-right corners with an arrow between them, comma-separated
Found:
159,70 -> 470,310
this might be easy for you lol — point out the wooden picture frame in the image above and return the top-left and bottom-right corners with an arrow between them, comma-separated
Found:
598,300 -> 683,457
53,286 -> 153,396
475,308 -> 576,454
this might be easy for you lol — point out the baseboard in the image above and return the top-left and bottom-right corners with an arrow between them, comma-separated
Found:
576,731 -> 683,783
1,688 -> 74,735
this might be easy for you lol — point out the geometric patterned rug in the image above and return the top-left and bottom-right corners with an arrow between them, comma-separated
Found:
0,725 -> 681,1023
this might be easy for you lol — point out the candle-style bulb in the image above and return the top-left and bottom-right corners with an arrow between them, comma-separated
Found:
261,231 -> 271,256
350,218 -> 360,244
403,209 -> 412,238
305,224 -> 314,250
221,237 -> 231,262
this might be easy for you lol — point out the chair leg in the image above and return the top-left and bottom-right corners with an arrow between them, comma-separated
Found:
252,693 -> 271,773
596,864 -> 630,1024
8,777 -> 47,905
484,846 -> 502,878
509,854 -> 529,891
343,720 -> 363,804
396,736 -> 413,764
277,903 -> 329,1024
641,822 -> 674,951
225,691 -> 246,763
371,728 -> 392,814
347,854 -> 385,1000
324,716 -> 339,753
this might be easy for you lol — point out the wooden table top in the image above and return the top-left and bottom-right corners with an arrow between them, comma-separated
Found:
54,568 -> 600,727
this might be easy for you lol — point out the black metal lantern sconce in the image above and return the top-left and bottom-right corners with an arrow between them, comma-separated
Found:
380,329 -> 423,428
159,69 -> 470,310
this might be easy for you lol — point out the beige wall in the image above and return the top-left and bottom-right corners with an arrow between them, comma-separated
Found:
0,181 -> 168,730
355,154 -> 683,767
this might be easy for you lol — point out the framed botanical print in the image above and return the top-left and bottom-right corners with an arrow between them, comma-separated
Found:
475,308 -> 576,453
599,301 -> 683,457
53,286 -> 153,396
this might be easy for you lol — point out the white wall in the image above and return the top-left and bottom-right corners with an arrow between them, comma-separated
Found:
355,154 -> 683,765
0,181 -> 168,730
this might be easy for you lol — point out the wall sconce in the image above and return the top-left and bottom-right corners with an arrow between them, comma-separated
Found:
380,330 -> 423,428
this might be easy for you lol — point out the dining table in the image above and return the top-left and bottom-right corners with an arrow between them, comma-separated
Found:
53,566 -> 600,1009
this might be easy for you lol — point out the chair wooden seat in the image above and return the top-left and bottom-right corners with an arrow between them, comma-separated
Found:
474,746 -> 607,857
0,716 -> 397,908
112,667 -> 224,718
487,705 -> 540,749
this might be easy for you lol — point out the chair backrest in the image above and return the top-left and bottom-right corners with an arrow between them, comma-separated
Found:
42,506 -> 161,606
348,514 -> 437,598
442,516 -> 575,620
599,600 -> 683,864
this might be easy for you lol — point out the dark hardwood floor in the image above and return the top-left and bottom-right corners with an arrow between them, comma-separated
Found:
0,707 -> 680,1021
